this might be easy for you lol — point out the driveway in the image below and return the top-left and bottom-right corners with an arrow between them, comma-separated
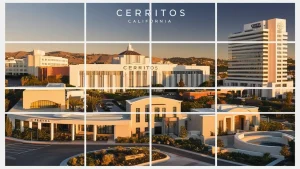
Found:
5,139 -> 84,166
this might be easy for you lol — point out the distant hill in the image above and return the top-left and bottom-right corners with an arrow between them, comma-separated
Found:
5,51 -> 215,68
86,54 -> 118,64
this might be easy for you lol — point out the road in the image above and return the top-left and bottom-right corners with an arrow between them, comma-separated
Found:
6,139 -> 239,166
5,140 -> 84,166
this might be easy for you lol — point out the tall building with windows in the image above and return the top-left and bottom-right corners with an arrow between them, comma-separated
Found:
70,44 -> 210,92
224,18 -> 293,97
5,50 -> 68,76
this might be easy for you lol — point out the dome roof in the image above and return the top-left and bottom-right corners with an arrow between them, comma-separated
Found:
119,50 -> 141,55
118,43 -> 141,55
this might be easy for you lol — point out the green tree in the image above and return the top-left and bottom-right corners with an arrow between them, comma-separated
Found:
179,126 -> 188,138
285,92 -> 293,105
5,99 -> 10,112
68,96 -> 83,111
199,80 -> 214,87
21,75 -> 43,86
87,96 -> 98,112
5,116 -> 13,137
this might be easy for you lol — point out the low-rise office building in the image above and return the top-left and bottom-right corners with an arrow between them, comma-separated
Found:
70,44 -> 210,92
8,88 -> 84,112
217,113 -> 260,134
7,113 -> 215,144
126,95 -> 182,113
5,50 -> 68,77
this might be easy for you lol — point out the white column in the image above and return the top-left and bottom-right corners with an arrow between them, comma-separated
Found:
133,71 -> 137,87
20,121 -> 24,132
165,74 -> 169,87
72,124 -> 75,141
38,122 -> 42,130
193,74 -> 197,87
75,124 -> 78,134
95,74 -> 98,88
86,74 -> 90,87
123,73 -> 126,91
11,118 -> 15,130
103,75 -> 108,88
93,125 -> 97,141
112,74 -> 116,93
232,117 -> 235,133
176,74 -> 180,86
140,71 -> 143,87
188,74 -> 192,87
182,74 -> 186,86
50,123 -> 54,141
29,121 -> 32,128
171,74 -> 175,87
198,74 -> 201,85
157,72 -> 161,85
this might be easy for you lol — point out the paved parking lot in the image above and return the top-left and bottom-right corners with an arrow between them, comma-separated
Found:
95,103 -> 124,112
5,139 -> 84,166
6,142 -> 50,160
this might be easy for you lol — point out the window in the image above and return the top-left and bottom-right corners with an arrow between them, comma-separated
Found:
173,114 -> 177,117
173,107 -> 177,112
97,125 -> 114,134
145,108 -> 149,112
136,128 -> 140,134
145,127 -> 149,132
136,114 -> 140,122
145,114 -> 149,122
155,114 -> 161,122
162,114 -> 166,118
155,107 -> 160,112
219,120 -> 224,133
162,108 -> 166,112
136,108 -> 140,112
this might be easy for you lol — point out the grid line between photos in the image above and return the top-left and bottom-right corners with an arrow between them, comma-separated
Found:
4,1 -> 296,167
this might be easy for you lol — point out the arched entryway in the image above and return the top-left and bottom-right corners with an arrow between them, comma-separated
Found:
30,100 -> 61,109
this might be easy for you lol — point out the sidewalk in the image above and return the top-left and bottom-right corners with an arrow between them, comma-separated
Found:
5,137 -> 149,145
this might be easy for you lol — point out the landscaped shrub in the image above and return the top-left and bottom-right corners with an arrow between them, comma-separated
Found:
5,116 -> 13,137
280,145 -> 291,158
259,120 -> 284,131
179,126 -> 188,138
152,135 -> 175,145
67,155 -> 84,166
12,129 -> 22,139
22,128 -> 32,140
218,152 -> 275,166
115,136 -> 149,143
37,129 -> 50,141
81,146 -> 166,166
54,132 -> 72,141
217,139 -> 224,148
101,154 -> 115,166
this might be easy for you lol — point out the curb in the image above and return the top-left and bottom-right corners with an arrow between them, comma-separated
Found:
6,137 -> 84,145
217,158 -> 246,166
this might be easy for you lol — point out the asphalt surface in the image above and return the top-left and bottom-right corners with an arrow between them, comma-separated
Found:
6,139 -> 239,166
95,103 -> 123,112
5,140 -> 84,166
